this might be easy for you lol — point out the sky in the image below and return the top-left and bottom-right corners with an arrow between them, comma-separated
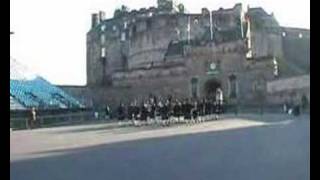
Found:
10,0 -> 310,85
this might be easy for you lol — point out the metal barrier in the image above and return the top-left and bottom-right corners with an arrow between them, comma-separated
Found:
10,104 -> 308,130
10,110 -> 101,130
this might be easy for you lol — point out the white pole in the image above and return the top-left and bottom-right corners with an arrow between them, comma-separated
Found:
240,11 -> 244,38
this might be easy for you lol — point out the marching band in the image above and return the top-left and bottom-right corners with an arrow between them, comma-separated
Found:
114,88 -> 224,127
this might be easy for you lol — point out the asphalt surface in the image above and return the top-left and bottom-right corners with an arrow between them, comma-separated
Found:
10,114 -> 309,180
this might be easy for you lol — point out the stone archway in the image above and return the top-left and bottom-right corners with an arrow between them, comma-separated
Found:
204,78 -> 221,98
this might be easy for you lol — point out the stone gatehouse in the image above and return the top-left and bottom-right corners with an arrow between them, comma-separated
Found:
60,1 -> 310,108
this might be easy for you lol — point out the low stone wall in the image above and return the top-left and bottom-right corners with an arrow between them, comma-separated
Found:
267,75 -> 309,93
266,75 -> 310,105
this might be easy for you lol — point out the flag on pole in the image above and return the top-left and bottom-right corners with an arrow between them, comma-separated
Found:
210,10 -> 213,41
245,13 -> 252,58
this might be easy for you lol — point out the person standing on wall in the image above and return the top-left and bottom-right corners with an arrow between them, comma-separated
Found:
27,107 -> 37,129
105,105 -> 111,120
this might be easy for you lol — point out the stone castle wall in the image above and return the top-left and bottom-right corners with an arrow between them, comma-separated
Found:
77,2 -> 310,108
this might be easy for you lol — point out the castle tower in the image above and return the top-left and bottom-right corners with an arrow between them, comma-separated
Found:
91,13 -> 100,28
157,0 -> 173,11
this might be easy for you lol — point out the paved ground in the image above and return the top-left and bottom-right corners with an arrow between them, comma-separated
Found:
10,114 -> 309,180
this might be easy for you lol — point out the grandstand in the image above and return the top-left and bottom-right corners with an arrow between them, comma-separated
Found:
10,96 -> 25,110
10,57 -> 84,110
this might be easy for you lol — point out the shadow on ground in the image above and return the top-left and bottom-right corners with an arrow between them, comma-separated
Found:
11,119 -> 309,180
44,113 -> 306,135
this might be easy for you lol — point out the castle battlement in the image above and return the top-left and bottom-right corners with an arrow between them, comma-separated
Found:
85,1 -> 309,110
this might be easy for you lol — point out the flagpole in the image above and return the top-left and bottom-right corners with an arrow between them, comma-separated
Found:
188,15 -> 191,44
240,11 -> 244,38
210,10 -> 213,41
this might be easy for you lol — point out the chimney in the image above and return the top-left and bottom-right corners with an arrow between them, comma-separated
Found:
99,11 -> 106,22
91,13 -> 100,28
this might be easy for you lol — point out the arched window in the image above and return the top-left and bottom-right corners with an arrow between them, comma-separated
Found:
191,77 -> 199,98
229,74 -> 237,98
146,19 -> 152,29
282,32 -> 286,37
122,55 -> 128,71
100,34 -> 106,45
132,25 -> 137,36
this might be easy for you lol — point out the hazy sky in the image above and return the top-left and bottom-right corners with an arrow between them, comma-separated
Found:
10,0 -> 310,85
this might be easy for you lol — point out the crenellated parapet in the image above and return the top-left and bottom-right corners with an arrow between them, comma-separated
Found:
86,1 -> 309,97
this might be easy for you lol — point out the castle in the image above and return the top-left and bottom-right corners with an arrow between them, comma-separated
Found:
62,0 -> 310,108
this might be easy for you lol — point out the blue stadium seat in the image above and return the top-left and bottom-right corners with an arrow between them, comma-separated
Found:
10,77 -> 83,109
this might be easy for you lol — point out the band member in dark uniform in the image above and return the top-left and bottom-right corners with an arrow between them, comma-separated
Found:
205,98 -> 211,121
131,100 -> 139,126
128,102 -> 134,121
181,99 -> 186,122
209,97 -> 216,116
154,100 -> 162,125
161,100 -> 170,126
133,101 -> 140,120
117,102 -> 125,121
184,99 -> 193,123
150,101 -> 156,120
173,100 -> 181,124
172,101 -> 178,123
191,100 -> 199,124
198,99 -> 205,122
167,99 -> 174,125
177,100 -> 184,123
140,102 -> 148,123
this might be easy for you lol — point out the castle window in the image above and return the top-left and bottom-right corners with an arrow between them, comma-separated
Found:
146,19 -> 152,29
100,34 -> 106,45
229,74 -> 237,99
132,25 -> 137,36
175,28 -> 180,39
191,77 -> 199,98
121,32 -> 126,41
101,47 -> 106,58
101,25 -> 106,32
273,57 -> 279,77
282,32 -> 286,37
299,33 -> 303,38
122,55 -> 128,70
194,18 -> 199,25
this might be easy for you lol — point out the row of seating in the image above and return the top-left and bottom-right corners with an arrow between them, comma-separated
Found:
10,96 -> 25,110
10,77 -> 83,109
